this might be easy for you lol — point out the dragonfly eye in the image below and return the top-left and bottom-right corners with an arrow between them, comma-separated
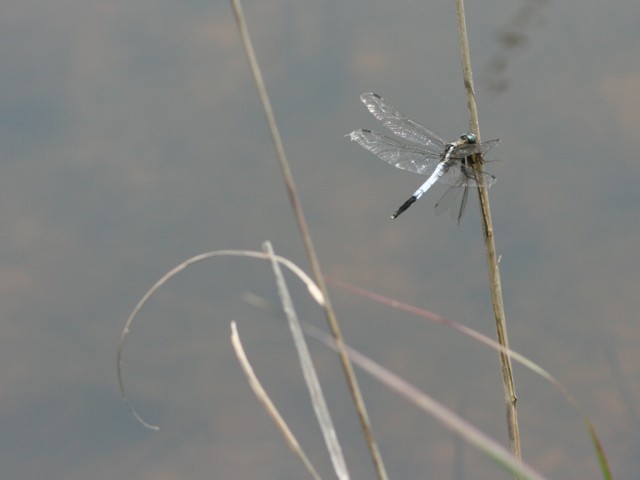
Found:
462,133 -> 477,144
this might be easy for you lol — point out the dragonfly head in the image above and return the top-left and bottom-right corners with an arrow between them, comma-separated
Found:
461,133 -> 477,144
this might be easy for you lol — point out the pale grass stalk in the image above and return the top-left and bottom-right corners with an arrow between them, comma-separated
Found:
229,0 -> 388,478
263,241 -> 349,480
118,248 -> 325,430
230,321 -> 322,480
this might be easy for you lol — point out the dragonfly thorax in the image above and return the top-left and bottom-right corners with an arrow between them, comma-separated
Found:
447,133 -> 477,151
443,133 -> 478,151
461,133 -> 477,144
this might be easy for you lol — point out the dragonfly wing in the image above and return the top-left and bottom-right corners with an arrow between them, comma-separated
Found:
436,161 -> 497,187
457,186 -> 470,223
450,139 -> 500,158
360,93 -> 447,152
349,129 -> 441,175
434,184 -> 469,224
434,161 -> 494,221
434,164 -> 477,223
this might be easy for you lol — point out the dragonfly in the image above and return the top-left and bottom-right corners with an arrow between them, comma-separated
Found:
348,92 -> 498,223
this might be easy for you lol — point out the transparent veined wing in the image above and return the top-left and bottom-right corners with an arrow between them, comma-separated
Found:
360,93 -> 447,153
434,182 -> 470,224
348,129 -> 443,175
436,161 -> 497,188
434,162 -> 495,223
448,139 -> 500,160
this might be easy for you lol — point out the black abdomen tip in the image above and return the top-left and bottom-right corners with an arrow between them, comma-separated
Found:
391,196 -> 417,219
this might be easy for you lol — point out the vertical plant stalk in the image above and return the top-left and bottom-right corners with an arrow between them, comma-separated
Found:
454,0 -> 522,461
229,1 -> 389,479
